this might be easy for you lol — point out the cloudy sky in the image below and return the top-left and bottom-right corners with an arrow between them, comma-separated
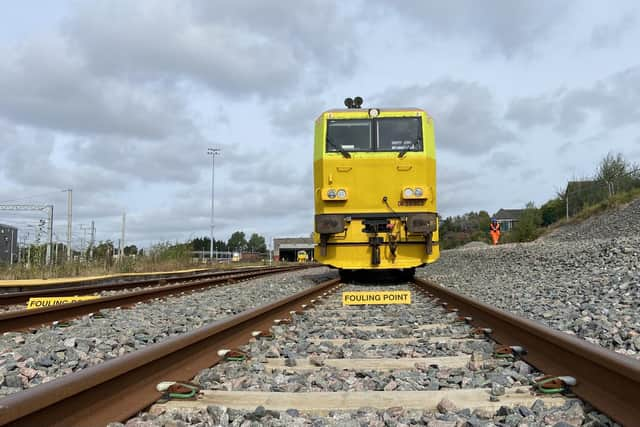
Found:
1,1 -> 639,250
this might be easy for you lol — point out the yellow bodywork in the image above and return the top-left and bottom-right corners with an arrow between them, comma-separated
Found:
297,250 -> 309,263
313,108 -> 439,270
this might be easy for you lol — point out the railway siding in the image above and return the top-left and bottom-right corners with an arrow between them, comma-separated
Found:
0,268 -> 332,399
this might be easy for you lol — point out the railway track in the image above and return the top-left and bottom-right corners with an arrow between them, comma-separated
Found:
0,265 -> 307,333
0,277 -> 638,426
0,266 -> 283,306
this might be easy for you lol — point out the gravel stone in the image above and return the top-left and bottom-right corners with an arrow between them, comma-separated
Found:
491,382 -> 505,396
3,374 -> 23,388
417,197 -> 640,359
0,268 -> 333,396
285,409 -> 299,417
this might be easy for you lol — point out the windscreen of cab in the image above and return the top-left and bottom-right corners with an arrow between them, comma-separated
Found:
326,117 -> 422,153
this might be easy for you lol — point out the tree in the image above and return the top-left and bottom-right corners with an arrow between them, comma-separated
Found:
191,237 -> 227,252
227,231 -> 247,252
439,210 -> 491,249
93,240 -> 115,260
247,233 -> 267,253
214,239 -> 227,251
511,202 -> 542,242
595,152 -> 640,195
191,237 -> 209,251
148,241 -> 191,261
124,245 -> 138,256
540,197 -> 565,226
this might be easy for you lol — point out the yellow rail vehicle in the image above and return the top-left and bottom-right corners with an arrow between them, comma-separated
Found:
313,98 -> 439,278
297,250 -> 309,263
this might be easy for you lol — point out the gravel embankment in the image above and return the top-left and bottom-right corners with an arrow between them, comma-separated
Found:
0,268 -> 335,397
124,284 -> 610,427
417,197 -> 640,358
544,197 -> 640,241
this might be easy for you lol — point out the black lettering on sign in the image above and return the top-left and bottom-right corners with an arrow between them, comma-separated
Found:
398,200 -> 425,207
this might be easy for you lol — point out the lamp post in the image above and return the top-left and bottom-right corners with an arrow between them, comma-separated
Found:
207,147 -> 221,263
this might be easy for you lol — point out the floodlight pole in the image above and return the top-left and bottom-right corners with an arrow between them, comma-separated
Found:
207,147 -> 221,262
46,205 -> 53,265
65,189 -> 72,260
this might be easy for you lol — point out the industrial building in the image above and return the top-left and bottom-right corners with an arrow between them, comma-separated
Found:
273,237 -> 314,262
0,224 -> 18,264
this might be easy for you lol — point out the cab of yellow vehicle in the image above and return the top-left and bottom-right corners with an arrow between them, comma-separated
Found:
313,97 -> 439,277
297,250 -> 309,263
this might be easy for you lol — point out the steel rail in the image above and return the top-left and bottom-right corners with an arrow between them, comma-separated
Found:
413,277 -> 640,426
0,278 -> 341,427
0,266 -> 279,306
0,266 -> 308,333
0,268 -> 222,292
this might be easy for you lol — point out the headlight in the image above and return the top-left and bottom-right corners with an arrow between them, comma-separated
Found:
327,189 -> 337,199
414,187 -> 423,197
403,188 -> 414,198
368,108 -> 379,118
337,189 -> 347,199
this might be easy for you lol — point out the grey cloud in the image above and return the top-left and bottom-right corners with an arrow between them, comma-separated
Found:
556,141 -> 574,156
485,151 -> 521,169
506,66 -> 640,135
438,188 -> 487,214
504,94 -> 557,129
374,80 -> 515,155
1,138 -> 66,188
63,0 -> 356,98
438,166 -> 477,188
1,0 -> 354,139
213,142 -> 311,191
220,186 -> 311,221
519,168 -> 543,182
0,36 -> 184,139
72,195 -> 125,221
590,14 -> 636,49
269,98 -> 326,136
8,136 -> 131,193
127,185 -> 313,246
68,166 -> 128,193
0,120 -> 17,149
72,134 -> 206,185
372,0 -> 571,58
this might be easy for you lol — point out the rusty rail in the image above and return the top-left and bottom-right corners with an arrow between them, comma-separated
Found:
0,266 -> 278,306
413,277 -> 640,426
0,266 -> 308,333
0,278 -> 341,427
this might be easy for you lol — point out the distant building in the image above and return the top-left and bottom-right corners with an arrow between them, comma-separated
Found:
0,224 -> 18,264
493,209 -> 525,232
273,237 -> 314,262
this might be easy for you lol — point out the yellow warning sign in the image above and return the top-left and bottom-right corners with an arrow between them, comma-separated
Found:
26,295 -> 100,310
342,290 -> 411,305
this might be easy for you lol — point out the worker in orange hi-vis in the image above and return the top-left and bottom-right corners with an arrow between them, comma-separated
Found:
489,217 -> 501,245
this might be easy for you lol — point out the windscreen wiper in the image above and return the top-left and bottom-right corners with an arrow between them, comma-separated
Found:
398,137 -> 422,158
326,137 -> 351,159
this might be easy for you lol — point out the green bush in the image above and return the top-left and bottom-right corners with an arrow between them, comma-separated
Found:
511,202 -> 542,242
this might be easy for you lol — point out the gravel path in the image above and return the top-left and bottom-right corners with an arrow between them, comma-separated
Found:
124,283 -> 614,427
416,197 -> 640,359
0,267 -> 334,397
